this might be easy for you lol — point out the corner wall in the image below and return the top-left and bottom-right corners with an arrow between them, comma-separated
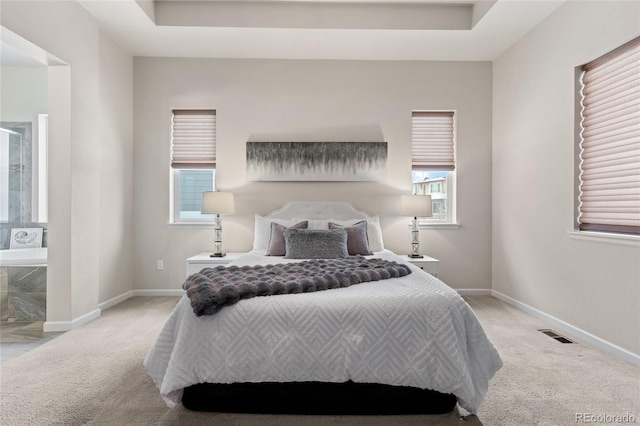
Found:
133,58 -> 493,293
492,1 -> 640,355
1,1 -> 134,326
98,33 -> 134,306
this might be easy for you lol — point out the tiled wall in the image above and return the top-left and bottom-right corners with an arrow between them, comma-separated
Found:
0,266 -> 46,322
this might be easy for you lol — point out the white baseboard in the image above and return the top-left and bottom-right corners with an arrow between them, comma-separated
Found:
43,308 -> 101,333
457,289 -> 492,296
98,291 -> 134,311
492,290 -> 640,367
43,321 -> 72,333
43,290 -> 180,332
132,289 -> 185,297
98,289 -> 183,310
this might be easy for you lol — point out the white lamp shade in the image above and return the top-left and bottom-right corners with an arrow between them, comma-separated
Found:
201,191 -> 235,215
400,194 -> 433,218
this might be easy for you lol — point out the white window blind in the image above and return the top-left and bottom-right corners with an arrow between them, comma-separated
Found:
411,111 -> 455,171
578,37 -> 640,235
171,110 -> 216,169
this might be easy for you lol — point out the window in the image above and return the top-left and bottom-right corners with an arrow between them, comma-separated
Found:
171,110 -> 216,223
35,114 -> 48,223
174,169 -> 216,220
0,129 -> 10,223
411,111 -> 456,222
577,37 -> 639,235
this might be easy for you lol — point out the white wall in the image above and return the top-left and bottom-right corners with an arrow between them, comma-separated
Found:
1,1 -> 134,325
493,1 -> 640,355
133,58 -> 493,293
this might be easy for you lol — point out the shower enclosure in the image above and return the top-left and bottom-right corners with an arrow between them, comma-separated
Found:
0,122 -> 47,246
1,126 -> 26,227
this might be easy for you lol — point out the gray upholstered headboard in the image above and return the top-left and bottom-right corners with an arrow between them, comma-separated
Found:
266,201 -> 371,221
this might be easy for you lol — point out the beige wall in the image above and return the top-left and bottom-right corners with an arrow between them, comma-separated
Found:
46,65 -> 73,325
1,1 -> 134,324
98,33 -> 134,305
492,1 -> 640,355
0,66 -> 48,142
133,58 -> 493,292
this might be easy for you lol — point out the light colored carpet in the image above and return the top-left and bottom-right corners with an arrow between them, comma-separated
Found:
469,297 -> 639,425
0,296 -> 638,425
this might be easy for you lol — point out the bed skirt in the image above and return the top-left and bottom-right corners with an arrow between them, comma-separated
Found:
182,381 -> 458,415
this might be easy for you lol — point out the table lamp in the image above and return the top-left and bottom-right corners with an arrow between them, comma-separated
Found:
400,194 -> 432,258
201,191 -> 235,257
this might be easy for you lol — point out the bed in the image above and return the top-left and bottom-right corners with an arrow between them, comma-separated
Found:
144,201 -> 502,415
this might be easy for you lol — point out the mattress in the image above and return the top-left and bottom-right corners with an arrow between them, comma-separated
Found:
144,249 -> 502,414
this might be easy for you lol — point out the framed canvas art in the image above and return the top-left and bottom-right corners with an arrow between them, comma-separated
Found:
246,141 -> 387,182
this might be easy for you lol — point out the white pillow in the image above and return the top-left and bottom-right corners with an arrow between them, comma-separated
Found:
253,215 -> 300,251
292,218 -> 329,230
327,216 -> 384,252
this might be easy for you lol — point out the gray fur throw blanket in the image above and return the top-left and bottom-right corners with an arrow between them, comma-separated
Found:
183,257 -> 412,317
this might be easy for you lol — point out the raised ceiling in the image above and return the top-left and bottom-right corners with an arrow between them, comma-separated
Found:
0,27 -> 66,67
78,0 -> 564,61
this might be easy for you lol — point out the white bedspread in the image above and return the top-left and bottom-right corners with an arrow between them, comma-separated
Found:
144,250 -> 502,413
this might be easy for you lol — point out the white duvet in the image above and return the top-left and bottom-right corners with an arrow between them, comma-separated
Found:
144,250 -> 502,413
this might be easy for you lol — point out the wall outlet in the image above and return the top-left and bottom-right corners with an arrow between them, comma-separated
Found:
157,260 -> 164,270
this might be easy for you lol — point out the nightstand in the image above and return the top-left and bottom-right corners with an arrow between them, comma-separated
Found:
185,252 -> 246,277
404,255 -> 439,278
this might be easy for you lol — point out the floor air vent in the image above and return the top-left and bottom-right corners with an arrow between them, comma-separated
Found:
538,329 -> 575,344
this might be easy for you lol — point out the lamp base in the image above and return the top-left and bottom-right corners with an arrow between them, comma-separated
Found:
210,253 -> 226,258
408,254 -> 424,259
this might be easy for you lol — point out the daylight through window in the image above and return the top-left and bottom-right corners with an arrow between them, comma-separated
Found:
411,111 -> 456,222
171,110 -> 216,222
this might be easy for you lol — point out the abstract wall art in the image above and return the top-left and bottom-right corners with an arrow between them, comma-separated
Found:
246,142 -> 387,182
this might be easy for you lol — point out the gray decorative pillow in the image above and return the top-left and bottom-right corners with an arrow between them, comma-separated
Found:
266,221 -> 308,256
284,228 -> 349,259
329,216 -> 384,251
328,220 -> 373,256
